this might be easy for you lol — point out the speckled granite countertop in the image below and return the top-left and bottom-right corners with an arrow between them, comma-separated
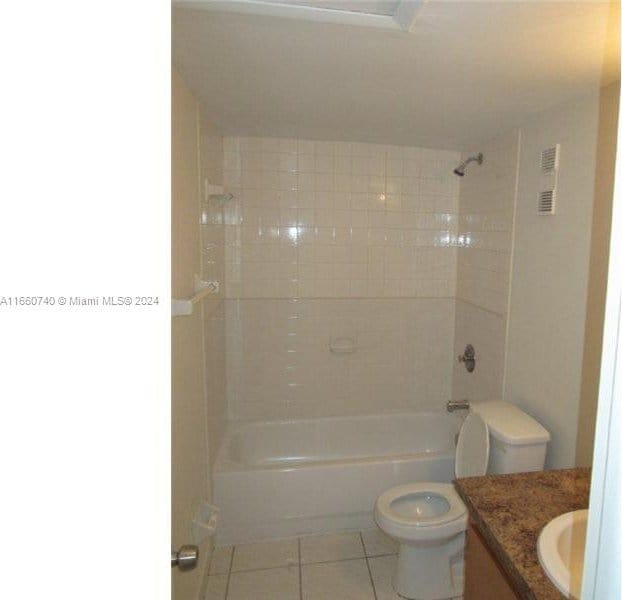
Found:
454,468 -> 591,600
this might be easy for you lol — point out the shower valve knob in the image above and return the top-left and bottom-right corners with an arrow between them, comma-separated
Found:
458,344 -> 476,372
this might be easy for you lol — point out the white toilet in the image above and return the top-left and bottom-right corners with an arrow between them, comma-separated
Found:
374,401 -> 550,600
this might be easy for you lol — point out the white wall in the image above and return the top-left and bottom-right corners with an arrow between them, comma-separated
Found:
504,92 -> 601,469
172,69 -> 226,600
581,79 -> 622,597
172,69 -> 211,600
576,80 -> 620,466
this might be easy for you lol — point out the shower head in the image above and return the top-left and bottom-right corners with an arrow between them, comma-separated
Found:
208,193 -> 234,203
453,153 -> 483,177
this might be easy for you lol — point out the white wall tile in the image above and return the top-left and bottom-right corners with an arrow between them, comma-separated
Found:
225,298 -> 455,420
220,134 -> 523,423
224,136 -> 460,300
452,130 -> 520,404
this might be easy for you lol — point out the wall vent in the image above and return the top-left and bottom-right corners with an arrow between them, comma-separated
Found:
538,189 -> 556,215
541,145 -> 560,174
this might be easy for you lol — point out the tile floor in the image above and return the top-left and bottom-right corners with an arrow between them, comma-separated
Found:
205,528 -> 463,600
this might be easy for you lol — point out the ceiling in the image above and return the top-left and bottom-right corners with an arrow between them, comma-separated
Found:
172,1 -> 620,150
258,1 -> 402,17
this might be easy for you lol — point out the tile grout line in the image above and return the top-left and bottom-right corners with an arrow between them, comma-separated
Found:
302,554 -> 379,567
226,552 -> 395,576
223,546 -> 235,600
360,533 -> 378,600
297,538 -> 303,600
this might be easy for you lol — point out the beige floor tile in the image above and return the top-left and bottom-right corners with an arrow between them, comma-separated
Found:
368,555 -> 400,600
204,574 -> 227,600
232,538 -> 299,572
300,532 -> 365,564
209,546 -> 233,575
301,559 -> 375,600
369,555 -> 464,600
227,566 -> 300,600
361,528 -> 398,557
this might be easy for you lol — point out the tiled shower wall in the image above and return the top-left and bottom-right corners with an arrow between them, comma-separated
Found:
223,137 -> 461,420
223,137 -> 460,299
452,130 -> 520,403
225,298 -> 455,420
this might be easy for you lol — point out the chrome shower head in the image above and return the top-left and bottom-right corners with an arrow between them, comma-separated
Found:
208,193 -> 234,203
453,153 -> 483,177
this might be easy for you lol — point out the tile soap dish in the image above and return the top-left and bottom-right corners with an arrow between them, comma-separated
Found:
329,336 -> 357,354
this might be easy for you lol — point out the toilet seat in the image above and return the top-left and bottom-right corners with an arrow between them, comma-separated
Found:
375,482 -> 467,541
376,482 -> 466,527
455,413 -> 489,478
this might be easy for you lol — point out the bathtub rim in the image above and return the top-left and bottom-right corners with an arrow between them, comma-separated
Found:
214,409 -> 463,473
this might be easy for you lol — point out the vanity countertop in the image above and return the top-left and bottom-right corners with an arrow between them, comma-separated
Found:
454,467 -> 591,600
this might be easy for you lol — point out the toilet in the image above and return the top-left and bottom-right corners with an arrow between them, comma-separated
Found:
374,401 -> 550,600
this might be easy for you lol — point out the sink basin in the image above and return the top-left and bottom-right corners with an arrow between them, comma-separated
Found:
537,509 -> 588,599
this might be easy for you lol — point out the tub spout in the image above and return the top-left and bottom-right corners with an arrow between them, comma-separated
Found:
447,399 -> 470,412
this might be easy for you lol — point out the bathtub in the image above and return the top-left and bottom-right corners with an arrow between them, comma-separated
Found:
213,411 -> 463,545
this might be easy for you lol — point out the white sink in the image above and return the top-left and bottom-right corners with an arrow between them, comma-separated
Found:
537,509 -> 588,599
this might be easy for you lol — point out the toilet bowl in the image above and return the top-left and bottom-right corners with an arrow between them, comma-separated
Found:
374,401 -> 551,600
374,413 -> 487,600
375,483 -> 467,544
375,484 -> 468,599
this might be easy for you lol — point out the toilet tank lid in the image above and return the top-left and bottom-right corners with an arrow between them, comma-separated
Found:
471,401 -> 551,445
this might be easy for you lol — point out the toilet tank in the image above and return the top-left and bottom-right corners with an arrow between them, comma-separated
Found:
471,401 -> 550,474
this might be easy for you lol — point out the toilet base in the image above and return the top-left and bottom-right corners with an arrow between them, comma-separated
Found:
392,532 -> 465,600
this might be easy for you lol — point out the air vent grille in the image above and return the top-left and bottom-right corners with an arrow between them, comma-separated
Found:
541,145 -> 559,174
538,190 -> 556,215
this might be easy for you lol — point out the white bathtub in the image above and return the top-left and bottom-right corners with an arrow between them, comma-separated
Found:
213,411 -> 463,545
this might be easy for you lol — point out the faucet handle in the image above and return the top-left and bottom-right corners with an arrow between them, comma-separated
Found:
458,344 -> 476,372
